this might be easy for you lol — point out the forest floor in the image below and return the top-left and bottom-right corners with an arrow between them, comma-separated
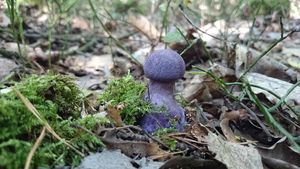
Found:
1,1 -> 300,169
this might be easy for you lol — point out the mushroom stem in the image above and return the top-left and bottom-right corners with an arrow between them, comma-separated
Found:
146,80 -> 175,106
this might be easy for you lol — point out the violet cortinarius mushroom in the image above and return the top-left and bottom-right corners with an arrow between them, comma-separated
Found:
140,49 -> 186,133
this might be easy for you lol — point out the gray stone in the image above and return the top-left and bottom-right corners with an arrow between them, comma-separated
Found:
0,58 -> 17,80
76,150 -> 163,169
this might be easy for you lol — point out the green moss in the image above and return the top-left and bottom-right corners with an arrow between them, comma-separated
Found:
0,74 -> 107,169
99,74 -> 153,125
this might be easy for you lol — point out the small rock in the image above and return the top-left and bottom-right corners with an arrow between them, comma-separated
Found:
76,149 -> 163,169
76,150 -> 135,169
0,58 -> 18,80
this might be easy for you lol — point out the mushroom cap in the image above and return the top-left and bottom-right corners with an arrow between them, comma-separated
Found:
144,49 -> 185,82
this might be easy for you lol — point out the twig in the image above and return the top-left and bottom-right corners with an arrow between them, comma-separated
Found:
24,126 -> 46,169
280,17 -> 284,38
169,135 -> 204,151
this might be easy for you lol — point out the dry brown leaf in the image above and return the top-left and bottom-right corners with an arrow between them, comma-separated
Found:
64,54 -> 113,76
101,130 -> 169,159
220,109 -> 248,142
128,13 -> 160,41
189,123 -> 208,143
182,64 -> 235,102
106,104 -> 124,127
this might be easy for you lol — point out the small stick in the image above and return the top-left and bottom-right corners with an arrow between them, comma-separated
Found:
24,126 -> 46,169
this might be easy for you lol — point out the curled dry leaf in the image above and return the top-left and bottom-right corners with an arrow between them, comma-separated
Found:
182,74 -> 221,102
220,109 -> 248,142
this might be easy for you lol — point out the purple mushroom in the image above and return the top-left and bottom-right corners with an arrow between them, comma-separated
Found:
140,49 -> 186,133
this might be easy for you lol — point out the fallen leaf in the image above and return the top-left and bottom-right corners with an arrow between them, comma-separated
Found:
107,104 -> 124,127
160,156 -> 227,169
189,123 -> 208,143
64,54 -> 113,76
220,109 -> 248,142
282,47 -> 300,58
246,72 -> 300,118
258,137 -> 300,168
101,130 -> 169,159
235,45 -> 297,82
128,13 -> 160,41
77,150 -> 164,169
207,132 -> 264,169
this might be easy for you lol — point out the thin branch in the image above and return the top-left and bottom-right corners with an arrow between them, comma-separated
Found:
24,126 -> 46,169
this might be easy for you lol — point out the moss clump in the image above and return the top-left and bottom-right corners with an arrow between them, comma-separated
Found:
0,74 -> 107,169
99,74 -> 153,125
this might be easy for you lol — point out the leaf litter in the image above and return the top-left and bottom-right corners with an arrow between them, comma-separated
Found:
1,1 -> 300,169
